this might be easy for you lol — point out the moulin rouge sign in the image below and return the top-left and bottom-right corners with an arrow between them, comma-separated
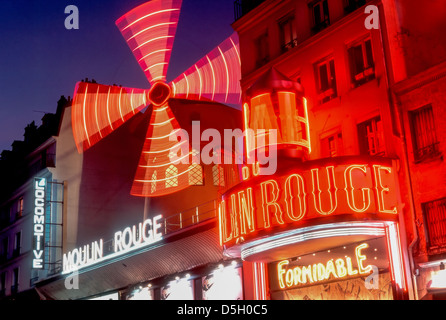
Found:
218,156 -> 399,248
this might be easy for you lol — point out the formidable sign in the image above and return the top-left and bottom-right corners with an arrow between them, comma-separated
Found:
33,178 -> 47,269
218,157 -> 399,247
276,243 -> 372,289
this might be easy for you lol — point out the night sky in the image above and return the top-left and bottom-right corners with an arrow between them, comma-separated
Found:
0,0 -> 236,152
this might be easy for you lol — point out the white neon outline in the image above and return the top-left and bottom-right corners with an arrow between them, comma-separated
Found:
144,62 -> 169,72
206,55 -> 216,101
138,48 -> 170,63
145,128 -> 181,140
95,86 -> 103,138
121,8 -> 180,31
118,87 -> 124,123
106,87 -> 114,131
218,46 -> 230,103
183,73 -> 190,99
195,65 -> 203,100
132,35 -> 174,52
82,85 -> 91,147
126,22 -> 176,41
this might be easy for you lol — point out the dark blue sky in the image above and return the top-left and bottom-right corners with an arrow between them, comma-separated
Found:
0,0 -> 236,152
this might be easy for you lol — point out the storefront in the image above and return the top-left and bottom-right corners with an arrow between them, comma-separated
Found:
218,155 -> 409,300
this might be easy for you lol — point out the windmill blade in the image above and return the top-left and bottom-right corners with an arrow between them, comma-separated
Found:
170,33 -> 242,106
72,82 -> 149,153
116,0 -> 182,85
131,102 -> 193,197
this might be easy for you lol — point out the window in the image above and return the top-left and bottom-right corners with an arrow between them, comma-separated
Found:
255,32 -> 269,68
212,165 -> 225,187
11,268 -> 19,294
357,116 -> 385,156
13,232 -> 21,258
344,0 -> 366,14
279,15 -> 298,52
151,171 -> 157,194
165,165 -> 178,189
423,197 -> 446,249
0,272 -> 6,297
321,132 -> 343,158
15,197 -> 24,220
315,58 -> 337,104
1,237 -> 8,262
348,37 -> 375,87
312,0 -> 330,33
188,164 -> 204,186
409,104 -> 440,162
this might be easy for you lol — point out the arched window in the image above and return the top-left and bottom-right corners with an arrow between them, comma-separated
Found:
165,165 -> 178,188
212,165 -> 225,187
188,164 -> 203,186
151,170 -> 157,194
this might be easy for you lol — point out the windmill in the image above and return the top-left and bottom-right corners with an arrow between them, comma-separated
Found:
71,0 -> 241,197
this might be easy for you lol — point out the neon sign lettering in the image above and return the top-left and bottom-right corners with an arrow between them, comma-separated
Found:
63,215 -> 163,274
277,243 -> 372,289
219,158 -> 398,247
33,178 -> 46,269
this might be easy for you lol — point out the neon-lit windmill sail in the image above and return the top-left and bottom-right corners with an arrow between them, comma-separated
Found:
71,0 -> 243,198
131,101 -> 191,197
71,82 -> 149,153
116,0 -> 182,85
171,33 -> 242,105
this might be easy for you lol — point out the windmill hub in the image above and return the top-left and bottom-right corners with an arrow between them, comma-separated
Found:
149,81 -> 171,106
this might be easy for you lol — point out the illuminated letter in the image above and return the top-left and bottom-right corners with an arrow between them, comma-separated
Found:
286,269 -> 294,287
344,165 -> 371,213
242,166 -> 250,180
356,243 -> 372,274
284,173 -> 307,222
277,260 -> 289,289
64,5 -> 79,30
230,194 -> 240,239
142,219 -> 153,242
238,188 -> 255,235
317,263 -> 326,281
218,200 -> 232,245
293,267 -> 302,286
260,180 -> 284,228
372,165 -> 397,214
301,266 -> 314,284
153,215 -> 163,240
335,258 -> 347,278
346,257 -> 358,276
325,259 -> 339,280
311,166 -> 338,215
114,231 -> 123,252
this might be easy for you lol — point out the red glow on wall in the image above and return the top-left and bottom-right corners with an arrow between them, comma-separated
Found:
71,0 -> 242,198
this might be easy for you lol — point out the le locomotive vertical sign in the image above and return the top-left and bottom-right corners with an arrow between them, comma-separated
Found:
32,177 -> 47,269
